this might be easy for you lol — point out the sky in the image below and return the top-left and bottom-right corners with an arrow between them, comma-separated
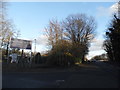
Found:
6,1 -> 118,59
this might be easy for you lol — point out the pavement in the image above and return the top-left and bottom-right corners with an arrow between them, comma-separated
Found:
2,61 -> 120,88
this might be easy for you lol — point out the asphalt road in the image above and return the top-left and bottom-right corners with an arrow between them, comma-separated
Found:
2,61 -> 120,88
0,62 -> 2,89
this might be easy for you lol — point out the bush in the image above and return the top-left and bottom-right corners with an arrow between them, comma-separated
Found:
41,56 -> 48,64
34,52 -> 42,64
46,52 -> 75,67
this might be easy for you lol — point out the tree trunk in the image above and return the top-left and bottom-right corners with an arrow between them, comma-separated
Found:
6,42 -> 9,58
82,55 -> 85,63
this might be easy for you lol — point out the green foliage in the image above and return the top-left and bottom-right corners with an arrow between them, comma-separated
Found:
75,57 -> 82,63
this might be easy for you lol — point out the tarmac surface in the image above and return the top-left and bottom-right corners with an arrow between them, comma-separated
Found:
2,61 -> 120,88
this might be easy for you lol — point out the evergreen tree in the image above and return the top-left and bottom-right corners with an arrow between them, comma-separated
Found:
104,15 -> 120,63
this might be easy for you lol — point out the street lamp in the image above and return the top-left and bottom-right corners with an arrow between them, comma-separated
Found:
34,39 -> 36,54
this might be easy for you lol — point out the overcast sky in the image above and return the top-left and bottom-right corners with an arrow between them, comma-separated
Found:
7,1 -> 118,59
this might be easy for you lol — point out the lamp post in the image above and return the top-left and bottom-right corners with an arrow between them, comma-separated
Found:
118,1 -> 120,18
34,39 -> 36,54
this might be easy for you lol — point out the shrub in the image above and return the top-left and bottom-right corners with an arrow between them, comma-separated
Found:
34,52 -> 42,64
46,52 -> 75,67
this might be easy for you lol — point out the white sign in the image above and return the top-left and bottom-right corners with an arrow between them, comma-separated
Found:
10,38 -> 32,50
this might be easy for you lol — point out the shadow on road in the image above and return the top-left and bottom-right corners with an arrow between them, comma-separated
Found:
2,61 -> 120,88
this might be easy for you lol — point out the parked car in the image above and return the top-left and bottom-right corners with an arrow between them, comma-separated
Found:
91,59 -> 96,62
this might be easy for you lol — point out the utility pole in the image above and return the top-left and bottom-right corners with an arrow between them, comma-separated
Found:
33,39 -> 36,64
34,39 -> 36,54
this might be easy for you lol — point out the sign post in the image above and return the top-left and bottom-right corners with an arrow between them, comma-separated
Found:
10,38 -> 32,67
10,38 -> 32,50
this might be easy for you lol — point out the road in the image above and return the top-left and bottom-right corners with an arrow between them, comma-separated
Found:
0,62 -> 2,89
2,61 -> 120,88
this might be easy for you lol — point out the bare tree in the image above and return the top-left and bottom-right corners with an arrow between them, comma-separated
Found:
63,14 -> 96,62
0,1 -> 20,57
45,19 -> 63,50
0,2 -> 19,47
45,14 -> 96,64
63,14 -> 96,44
